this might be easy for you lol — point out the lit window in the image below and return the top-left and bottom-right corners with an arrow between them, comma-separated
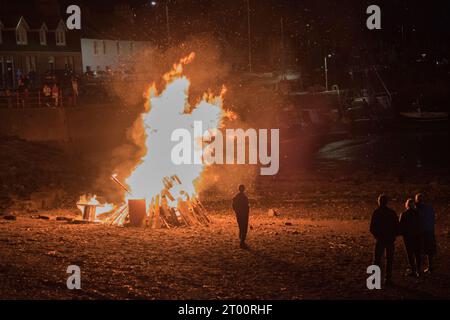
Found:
25,56 -> 36,72
103,41 -> 106,55
116,42 -> 120,55
130,42 -> 133,53
48,56 -> 55,70
64,56 -> 74,70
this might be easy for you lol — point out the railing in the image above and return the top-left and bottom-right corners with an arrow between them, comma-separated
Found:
0,90 -> 78,108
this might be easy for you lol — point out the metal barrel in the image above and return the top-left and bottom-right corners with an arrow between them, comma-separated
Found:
128,199 -> 147,227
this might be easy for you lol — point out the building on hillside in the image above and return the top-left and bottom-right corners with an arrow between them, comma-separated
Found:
0,14 -> 82,88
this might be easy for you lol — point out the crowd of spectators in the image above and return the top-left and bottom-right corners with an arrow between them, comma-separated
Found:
0,69 -> 80,108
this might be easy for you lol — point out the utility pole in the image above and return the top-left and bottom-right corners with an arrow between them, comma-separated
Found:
324,53 -> 332,92
246,0 -> 252,73
150,1 -> 171,45
165,0 -> 171,45
280,16 -> 285,79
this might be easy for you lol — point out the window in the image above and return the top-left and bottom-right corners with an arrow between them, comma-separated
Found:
93,41 -> 98,55
25,56 -> 36,73
15,17 -> 29,45
64,56 -> 74,70
39,25 -> 47,46
16,25 -> 28,45
116,42 -> 120,55
56,29 -> 66,45
55,21 -> 66,46
31,56 -> 36,71
48,56 -> 55,70
130,42 -> 133,53
102,41 -> 106,55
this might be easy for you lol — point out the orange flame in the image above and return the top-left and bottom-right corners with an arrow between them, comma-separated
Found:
125,52 -> 228,208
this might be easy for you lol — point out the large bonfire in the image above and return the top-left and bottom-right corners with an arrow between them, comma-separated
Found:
78,53 -> 232,227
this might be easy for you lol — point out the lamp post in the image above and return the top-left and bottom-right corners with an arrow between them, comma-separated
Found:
280,16 -> 285,80
150,1 -> 170,45
246,0 -> 252,73
165,0 -> 170,44
324,53 -> 332,92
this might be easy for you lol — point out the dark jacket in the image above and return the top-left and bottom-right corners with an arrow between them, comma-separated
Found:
370,206 -> 399,242
232,192 -> 249,216
399,208 -> 421,237
416,203 -> 436,233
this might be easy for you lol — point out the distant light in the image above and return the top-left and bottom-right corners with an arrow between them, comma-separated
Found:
150,1 -> 157,6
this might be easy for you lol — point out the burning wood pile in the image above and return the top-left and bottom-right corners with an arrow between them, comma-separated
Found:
94,175 -> 210,228
76,52 -> 232,229
77,176 -> 210,228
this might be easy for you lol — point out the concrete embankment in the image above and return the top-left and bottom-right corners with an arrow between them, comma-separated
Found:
0,105 -> 137,152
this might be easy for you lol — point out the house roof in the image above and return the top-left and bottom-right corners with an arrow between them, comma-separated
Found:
0,14 -> 62,30
0,15 -> 81,53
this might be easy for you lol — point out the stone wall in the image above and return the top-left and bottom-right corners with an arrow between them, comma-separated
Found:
0,105 -> 137,152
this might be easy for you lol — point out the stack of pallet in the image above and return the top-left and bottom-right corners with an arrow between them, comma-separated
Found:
98,175 -> 210,228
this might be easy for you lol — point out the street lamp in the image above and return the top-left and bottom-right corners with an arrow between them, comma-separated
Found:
149,1 -> 170,45
165,0 -> 170,43
246,0 -> 252,73
324,53 -> 332,92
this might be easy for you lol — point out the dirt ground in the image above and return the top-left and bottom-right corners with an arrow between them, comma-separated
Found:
1,137 -> 449,300
1,205 -> 449,300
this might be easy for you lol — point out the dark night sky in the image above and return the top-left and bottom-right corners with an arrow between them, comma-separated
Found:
4,0 -> 450,73
6,1 -> 450,46
68,1 -> 450,60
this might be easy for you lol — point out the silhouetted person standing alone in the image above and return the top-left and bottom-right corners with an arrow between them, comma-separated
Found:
370,194 -> 399,286
232,185 -> 249,249
415,193 -> 437,274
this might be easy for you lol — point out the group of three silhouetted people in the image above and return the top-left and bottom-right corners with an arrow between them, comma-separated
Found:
370,193 -> 436,285
231,186 -> 437,284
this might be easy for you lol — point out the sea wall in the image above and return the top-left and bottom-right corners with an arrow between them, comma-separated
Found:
0,105 -> 137,151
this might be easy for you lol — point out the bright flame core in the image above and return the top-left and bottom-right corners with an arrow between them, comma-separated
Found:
125,52 -> 228,207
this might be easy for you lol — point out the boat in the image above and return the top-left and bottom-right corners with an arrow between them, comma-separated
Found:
399,111 -> 449,122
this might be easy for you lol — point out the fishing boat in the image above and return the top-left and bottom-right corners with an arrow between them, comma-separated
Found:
399,110 -> 449,122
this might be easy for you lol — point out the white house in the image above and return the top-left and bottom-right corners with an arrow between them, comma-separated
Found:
80,38 -> 152,73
